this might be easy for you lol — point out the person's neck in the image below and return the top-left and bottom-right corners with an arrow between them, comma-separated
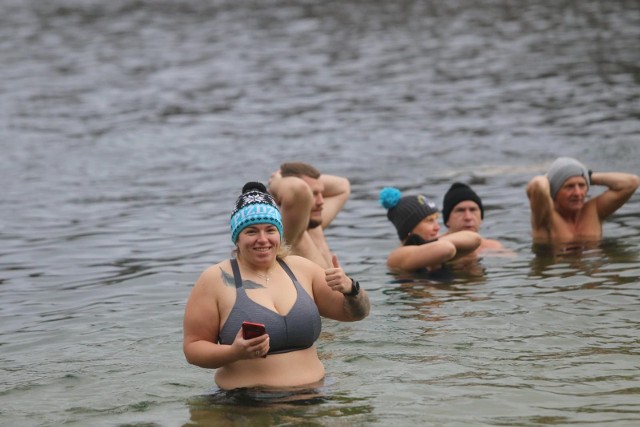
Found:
238,258 -> 276,276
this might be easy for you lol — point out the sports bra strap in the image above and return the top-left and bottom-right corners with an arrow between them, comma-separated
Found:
276,258 -> 296,282
230,259 -> 243,289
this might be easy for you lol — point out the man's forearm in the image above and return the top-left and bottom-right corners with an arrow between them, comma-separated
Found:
320,174 -> 351,198
591,172 -> 640,192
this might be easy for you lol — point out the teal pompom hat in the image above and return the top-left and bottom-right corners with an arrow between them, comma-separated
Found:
230,182 -> 284,243
379,187 -> 439,240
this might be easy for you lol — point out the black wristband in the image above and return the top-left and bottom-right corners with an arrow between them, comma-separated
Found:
588,169 -> 593,180
345,278 -> 360,297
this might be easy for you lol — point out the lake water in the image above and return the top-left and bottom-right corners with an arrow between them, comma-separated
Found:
1,0 -> 639,425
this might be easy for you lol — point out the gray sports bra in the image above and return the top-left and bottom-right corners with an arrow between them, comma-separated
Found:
218,258 -> 321,354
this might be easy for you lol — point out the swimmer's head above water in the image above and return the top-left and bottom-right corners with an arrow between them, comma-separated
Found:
547,157 -> 590,200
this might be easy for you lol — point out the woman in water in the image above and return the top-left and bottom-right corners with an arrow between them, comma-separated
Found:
183,182 -> 370,390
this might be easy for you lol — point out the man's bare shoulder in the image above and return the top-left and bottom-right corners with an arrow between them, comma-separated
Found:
480,238 -> 503,250
289,233 -> 332,269
479,238 -> 517,257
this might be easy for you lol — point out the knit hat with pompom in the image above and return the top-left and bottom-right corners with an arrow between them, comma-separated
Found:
230,182 -> 283,243
379,187 -> 439,240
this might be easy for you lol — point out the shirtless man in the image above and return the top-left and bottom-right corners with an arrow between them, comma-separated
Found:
440,182 -> 504,253
526,157 -> 639,244
268,162 -> 351,269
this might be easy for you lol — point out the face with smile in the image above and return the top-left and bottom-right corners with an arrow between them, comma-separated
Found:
410,213 -> 441,241
300,175 -> 325,229
554,176 -> 588,213
446,200 -> 482,233
236,223 -> 281,265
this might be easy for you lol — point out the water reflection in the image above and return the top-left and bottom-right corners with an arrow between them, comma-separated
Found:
388,254 -> 496,286
528,239 -> 640,287
383,268 -> 491,324
184,384 -> 375,426
194,385 -> 328,406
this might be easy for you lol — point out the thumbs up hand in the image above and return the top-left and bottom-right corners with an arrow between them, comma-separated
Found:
325,254 -> 351,294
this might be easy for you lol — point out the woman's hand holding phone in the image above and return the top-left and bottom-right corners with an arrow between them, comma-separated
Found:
241,321 -> 269,358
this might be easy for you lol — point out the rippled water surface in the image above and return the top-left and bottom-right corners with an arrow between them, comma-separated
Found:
1,0 -> 639,425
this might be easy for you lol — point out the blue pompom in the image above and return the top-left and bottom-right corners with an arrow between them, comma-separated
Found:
379,187 -> 402,209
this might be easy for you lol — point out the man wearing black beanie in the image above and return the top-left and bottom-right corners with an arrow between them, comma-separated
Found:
441,182 -> 504,253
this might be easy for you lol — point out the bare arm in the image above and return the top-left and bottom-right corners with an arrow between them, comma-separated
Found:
322,254 -> 370,320
439,231 -> 482,259
268,174 -> 313,247
526,175 -> 554,234
288,255 -> 370,322
319,174 -> 351,228
387,240 -> 457,272
591,172 -> 640,220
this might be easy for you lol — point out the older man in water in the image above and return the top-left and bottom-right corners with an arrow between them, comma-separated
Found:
440,182 -> 505,254
526,157 -> 639,244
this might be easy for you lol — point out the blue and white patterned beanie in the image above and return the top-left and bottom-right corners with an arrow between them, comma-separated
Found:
230,182 -> 284,243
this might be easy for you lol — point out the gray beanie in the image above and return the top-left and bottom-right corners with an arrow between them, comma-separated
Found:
547,157 -> 590,200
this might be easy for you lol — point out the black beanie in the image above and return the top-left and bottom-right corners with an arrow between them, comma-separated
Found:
442,182 -> 484,226
379,187 -> 439,240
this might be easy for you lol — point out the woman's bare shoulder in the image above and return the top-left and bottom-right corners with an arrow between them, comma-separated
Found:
280,255 -> 323,275
194,259 -> 233,288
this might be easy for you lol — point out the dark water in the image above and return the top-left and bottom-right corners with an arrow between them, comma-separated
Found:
1,0 -> 639,425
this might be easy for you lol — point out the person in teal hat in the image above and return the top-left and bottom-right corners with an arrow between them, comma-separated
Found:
184,182 -> 370,391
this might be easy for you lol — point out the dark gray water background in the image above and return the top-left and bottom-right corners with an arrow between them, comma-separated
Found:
1,0 -> 639,425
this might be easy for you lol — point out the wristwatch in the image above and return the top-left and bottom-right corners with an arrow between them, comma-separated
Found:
345,278 -> 360,297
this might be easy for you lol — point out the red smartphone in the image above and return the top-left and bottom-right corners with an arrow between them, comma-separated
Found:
242,321 -> 266,340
